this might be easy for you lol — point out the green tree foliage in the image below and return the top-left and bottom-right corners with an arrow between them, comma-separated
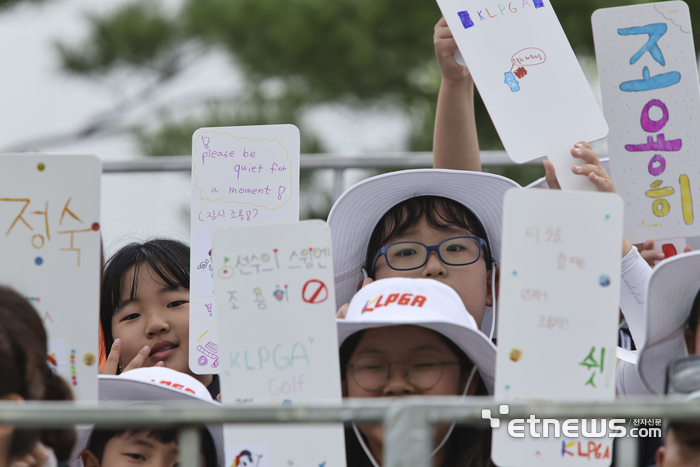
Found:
0,0 -> 46,11
56,0 -> 700,190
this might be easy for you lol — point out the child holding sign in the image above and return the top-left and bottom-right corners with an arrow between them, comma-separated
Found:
99,240 -> 219,399
339,277 -> 495,467
432,17 -> 693,269
329,168 -> 520,337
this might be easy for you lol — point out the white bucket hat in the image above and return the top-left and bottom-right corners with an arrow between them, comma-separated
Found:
327,169 -> 521,309
638,251 -> 700,394
525,158 -> 611,189
337,277 -> 497,394
72,367 -> 224,467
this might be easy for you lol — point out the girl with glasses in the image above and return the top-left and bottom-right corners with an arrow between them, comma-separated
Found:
329,168 -> 519,338
338,277 -> 496,467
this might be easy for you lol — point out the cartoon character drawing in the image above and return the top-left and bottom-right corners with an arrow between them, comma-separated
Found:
197,341 -> 219,368
503,47 -> 546,93
232,451 -> 263,467
504,72 -> 521,92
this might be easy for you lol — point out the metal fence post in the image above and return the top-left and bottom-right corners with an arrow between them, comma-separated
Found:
614,436 -> 638,467
333,167 -> 345,201
179,425 -> 201,467
384,404 -> 431,467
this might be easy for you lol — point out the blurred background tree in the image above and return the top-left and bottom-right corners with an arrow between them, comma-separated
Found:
54,0 -> 700,216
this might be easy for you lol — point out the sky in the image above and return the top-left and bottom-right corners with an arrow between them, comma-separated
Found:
0,0 -> 410,257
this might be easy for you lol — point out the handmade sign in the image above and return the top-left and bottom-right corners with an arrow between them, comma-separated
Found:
491,189 -> 622,466
593,1 -> 700,244
189,124 -> 300,374
435,0 -> 608,190
213,221 -> 345,467
0,154 -> 101,401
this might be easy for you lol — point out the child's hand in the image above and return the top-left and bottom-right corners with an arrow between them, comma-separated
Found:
434,17 -> 471,83
636,239 -> 694,268
336,277 -> 374,318
544,142 -> 616,193
103,339 -> 164,375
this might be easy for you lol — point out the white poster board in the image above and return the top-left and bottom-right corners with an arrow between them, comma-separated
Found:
189,124 -> 300,374
592,1 -> 700,244
434,0 -> 608,190
492,189 -> 622,466
213,221 -> 345,467
0,154 -> 101,401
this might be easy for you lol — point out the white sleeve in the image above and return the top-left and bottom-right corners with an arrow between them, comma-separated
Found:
616,359 -> 652,398
619,246 -> 652,349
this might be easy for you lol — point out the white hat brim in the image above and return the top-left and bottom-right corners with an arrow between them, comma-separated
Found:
638,251 -> 700,394
338,320 -> 497,394
328,169 -> 521,309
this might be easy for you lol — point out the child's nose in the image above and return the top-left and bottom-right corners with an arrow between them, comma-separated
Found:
422,251 -> 446,278
382,364 -> 416,396
146,311 -> 170,335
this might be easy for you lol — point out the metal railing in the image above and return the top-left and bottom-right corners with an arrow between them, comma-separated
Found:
3,397 -> 698,467
101,151 -> 546,201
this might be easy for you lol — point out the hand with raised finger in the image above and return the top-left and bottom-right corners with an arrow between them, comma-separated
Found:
102,339 -> 123,375
103,340 -> 164,375
121,345 -> 165,373
434,16 -> 471,84
543,159 -> 561,190
569,142 -> 616,193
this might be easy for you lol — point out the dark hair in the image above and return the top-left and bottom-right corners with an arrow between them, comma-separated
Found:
0,285 -> 76,462
99,239 -> 190,366
686,288 -> 700,340
88,428 -> 217,467
667,422 -> 700,459
364,196 -> 491,277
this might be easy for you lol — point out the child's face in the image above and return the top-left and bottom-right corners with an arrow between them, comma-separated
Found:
343,325 -> 466,398
656,429 -> 700,467
111,264 -> 192,377
373,217 -> 492,326
343,325 -> 472,460
99,432 -> 180,467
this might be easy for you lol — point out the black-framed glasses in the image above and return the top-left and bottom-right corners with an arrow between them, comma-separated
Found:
346,355 -> 460,391
665,355 -> 700,395
371,236 -> 488,275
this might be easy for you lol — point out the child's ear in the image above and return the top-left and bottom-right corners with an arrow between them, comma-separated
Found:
80,449 -> 101,467
655,445 -> 666,467
485,268 -> 500,308
685,327 -> 696,355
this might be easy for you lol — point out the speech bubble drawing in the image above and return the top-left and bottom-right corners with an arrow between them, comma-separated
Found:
511,48 -> 547,68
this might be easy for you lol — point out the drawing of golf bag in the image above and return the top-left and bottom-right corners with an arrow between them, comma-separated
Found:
197,341 -> 219,368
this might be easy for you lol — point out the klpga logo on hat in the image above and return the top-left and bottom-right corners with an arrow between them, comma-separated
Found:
150,378 -> 197,394
361,293 -> 427,313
